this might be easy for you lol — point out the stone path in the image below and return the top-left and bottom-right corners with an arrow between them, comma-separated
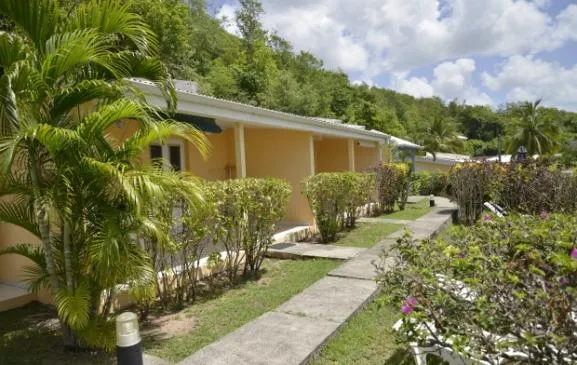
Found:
266,242 -> 366,260
177,197 -> 455,365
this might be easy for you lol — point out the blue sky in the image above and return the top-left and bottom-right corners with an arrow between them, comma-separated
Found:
212,0 -> 577,111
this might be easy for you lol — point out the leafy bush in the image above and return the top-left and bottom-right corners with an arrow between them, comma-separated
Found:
302,173 -> 350,243
341,172 -> 374,229
241,178 -> 291,275
212,178 -> 291,281
411,171 -> 448,196
448,162 -> 495,225
378,214 -> 577,364
492,161 -> 577,215
369,163 -> 410,213
302,172 -> 373,242
448,161 -> 577,225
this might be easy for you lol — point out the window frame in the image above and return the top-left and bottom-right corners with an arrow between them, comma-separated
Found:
149,139 -> 186,171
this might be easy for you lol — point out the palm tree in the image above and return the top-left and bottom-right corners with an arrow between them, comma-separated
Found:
507,100 -> 560,156
422,117 -> 464,161
0,0 -> 208,349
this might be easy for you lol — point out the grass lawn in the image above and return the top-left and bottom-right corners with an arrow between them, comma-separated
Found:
0,258 -> 340,365
310,295 -> 446,365
379,199 -> 431,221
146,258 -> 340,362
332,222 -> 402,248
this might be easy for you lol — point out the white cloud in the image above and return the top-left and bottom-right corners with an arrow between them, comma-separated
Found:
482,55 -> 577,111
249,0 -> 577,75
391,59 -> 493,105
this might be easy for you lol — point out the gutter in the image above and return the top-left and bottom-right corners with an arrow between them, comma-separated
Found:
129,79 -> 391,144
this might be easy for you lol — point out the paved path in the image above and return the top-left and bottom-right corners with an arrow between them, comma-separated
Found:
177,197 -> 455,365
266,242 -> 366,260
357,217 -> 413,225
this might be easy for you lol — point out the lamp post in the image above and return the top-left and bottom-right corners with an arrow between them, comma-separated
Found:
116,312 -> 143,365
517,145 -> 528,162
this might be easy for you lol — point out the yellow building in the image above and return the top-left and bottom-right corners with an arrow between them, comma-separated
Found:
0,78 -> 391,311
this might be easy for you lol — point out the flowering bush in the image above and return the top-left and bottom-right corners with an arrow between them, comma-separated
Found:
378,214 -> 577,364
302,172 -> 373,242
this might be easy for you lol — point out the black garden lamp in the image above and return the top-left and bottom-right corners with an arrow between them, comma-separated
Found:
517,145 -> 528,161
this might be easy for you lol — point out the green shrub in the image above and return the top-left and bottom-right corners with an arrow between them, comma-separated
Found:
242,178 -> 291,275
302,173 -> 349,243
302,172 -> 373,242
378,214 -> 577,364
211,178 -> 291,281
341,172 -> 374,229
411,171 -> 448,196
493,161 -> 577,215
448,161 -> 577,225
369,163 -> 410,213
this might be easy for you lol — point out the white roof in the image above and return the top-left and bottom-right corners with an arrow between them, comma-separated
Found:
416,152 -> 470,165
129,78 -> 392,143
389,136 -> 423,150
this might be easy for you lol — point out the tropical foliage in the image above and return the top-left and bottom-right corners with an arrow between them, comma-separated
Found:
378,214 -> 577,364
369,163 -> 410,213
302,172 -> 373,243
448,161 -> 577,225
506,99 -> 561,156
0,0 -> 208,350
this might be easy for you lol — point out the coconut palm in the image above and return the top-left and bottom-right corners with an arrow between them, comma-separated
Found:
507,100 -> 560,156
422,117 -> 464,161
0,0 -> 208,349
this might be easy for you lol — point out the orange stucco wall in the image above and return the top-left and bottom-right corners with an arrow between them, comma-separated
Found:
355,144 -> 378,172
0,223 -> 41,283
244,128 -> 314,224
187,128 -> 235,181
314,138 -> 350,173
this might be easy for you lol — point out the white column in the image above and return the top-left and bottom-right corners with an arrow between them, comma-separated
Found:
234,123 -> 246,178
309,135 -> 316,176
348,139 -> 356,172
377,142 -> 384,165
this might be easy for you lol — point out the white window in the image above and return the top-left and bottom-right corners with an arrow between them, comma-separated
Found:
149,140 -> 185,171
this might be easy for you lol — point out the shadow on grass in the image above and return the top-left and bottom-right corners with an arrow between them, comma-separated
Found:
383,348 -> 450,365
0,302 -> 113,365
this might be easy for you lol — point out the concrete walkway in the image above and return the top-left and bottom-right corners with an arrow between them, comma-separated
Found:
266,242 -> 366,260
357,217 -> 413,225
177,197 -> 455,365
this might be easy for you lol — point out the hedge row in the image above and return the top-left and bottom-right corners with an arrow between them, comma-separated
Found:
448,161 -> 577,225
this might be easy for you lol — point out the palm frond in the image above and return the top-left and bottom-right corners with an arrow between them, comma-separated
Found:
42,28 -> 110,84
67,0 -> 158,55
0,198 -> 41,237
54,282 -> 91,330
0,0 -> 59,50
51,80 -> 125,121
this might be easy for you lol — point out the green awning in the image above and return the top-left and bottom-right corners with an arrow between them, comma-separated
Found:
174,113 -> 222,133
158,112 -> 222,133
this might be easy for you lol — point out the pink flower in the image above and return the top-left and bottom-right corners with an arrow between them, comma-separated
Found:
571,248 -> 577,259
540,211 -> 550,219
406,297 -> 418,306
457,252 -> 466,258
560,277 -> 569,286
483,214 -> 492,222
401,305 -> 413,314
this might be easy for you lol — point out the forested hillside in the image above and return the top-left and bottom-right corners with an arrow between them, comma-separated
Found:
31,0 -> 577,158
